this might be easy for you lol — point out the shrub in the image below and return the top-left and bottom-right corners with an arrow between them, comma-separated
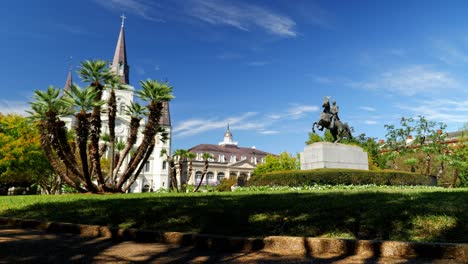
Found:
247,168 -> 434,187
216,177 -> 237,192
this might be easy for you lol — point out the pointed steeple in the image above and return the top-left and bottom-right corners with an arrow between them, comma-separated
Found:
64,58 -> 73,92
111,15 -> 129,84
159,101 -> 171,126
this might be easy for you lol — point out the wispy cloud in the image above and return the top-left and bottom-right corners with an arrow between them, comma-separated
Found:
187,0 -> 297,37
360,106 -> 376,112
0,100 -> 29,116
398,99 -> 468,124
174,104 -> 318,137
95,0 -> 164,22
433,39 -> 468,65
135,66 -> 146,75
216,52 -> 243,60
363,120 -> 378,125
173,112 -> 258,137
312,75 -> 334,85
349,65 -> 459,96
259,130 -> 279,135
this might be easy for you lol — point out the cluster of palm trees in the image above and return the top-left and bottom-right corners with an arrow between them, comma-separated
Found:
29,60 -> 173,193
160,149 -> 213,192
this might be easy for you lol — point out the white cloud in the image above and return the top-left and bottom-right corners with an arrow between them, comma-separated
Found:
259,130 -> 279,135
363,120 -> 377,125
174,104 -> 318,138
312,75 -> 334,85
398,99 -> 468,124
95,0 -> 164,22
173,112 -> 258,137
187,0 -> 297,37
433,39 -> 468,65
350,65 -> 459,96
0,100 -> 29,116
359,106 -> 376,112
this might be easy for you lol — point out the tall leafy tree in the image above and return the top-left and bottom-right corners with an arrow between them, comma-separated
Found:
253,152 -> 298,175
0,114 -> 52,189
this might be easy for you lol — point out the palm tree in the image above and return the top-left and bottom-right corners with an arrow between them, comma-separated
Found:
65,84 -> 104,192
104,75 -> 131,180
193,153 -> 213,192
117,80 -> 174,189
113,139 -> 126,172
112,102 -> 146,183
79,60 -> 114,190
29,86 -> 86,192
160,149 -> 178,192
173,149 -> 187,191
185,152 -> 196,188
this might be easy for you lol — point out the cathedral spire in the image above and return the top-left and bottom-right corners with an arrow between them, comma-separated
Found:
111,14 -> 129,84
64,57 -> 73,92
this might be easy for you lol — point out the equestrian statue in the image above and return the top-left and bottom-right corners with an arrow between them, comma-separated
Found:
312,97 -> 353,143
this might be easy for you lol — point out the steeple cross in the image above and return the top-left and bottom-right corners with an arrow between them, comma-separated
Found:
120,14 -> 127,27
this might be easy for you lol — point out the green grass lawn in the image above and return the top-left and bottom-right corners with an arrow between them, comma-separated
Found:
1,187 -> 467,243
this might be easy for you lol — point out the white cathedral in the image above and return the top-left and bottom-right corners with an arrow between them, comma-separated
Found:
62,18 -> 171,192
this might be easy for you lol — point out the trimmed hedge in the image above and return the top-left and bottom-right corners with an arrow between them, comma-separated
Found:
247,169 -> 435,187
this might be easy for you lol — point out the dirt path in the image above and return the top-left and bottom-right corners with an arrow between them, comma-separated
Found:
0,226 -> 460,263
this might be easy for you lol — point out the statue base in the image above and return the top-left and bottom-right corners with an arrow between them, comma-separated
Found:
300,142 -> 369,170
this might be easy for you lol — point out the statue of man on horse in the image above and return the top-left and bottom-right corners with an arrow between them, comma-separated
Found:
312,97 -> 353,143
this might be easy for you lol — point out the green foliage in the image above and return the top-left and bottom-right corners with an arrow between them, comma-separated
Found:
248,168 -> 433,187
253,152 -> 299,175
216,177 -> 237,192
0,114 -> 52,185
305,130 -> 334,144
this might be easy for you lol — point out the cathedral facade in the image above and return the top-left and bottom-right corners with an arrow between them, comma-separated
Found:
63,19 -> 171,192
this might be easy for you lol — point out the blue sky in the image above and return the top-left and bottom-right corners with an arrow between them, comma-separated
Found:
1,0 -> 467,155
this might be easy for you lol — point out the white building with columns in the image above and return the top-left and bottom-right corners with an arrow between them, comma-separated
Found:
185,126 -> 274,186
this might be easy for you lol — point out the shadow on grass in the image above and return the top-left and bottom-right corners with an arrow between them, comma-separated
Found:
1,191 -> 467,262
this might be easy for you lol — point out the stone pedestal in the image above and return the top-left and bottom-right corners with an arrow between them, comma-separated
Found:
300,142 -> 369,170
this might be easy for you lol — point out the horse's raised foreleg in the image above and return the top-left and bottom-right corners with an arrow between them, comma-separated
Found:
312,122 -> 317,133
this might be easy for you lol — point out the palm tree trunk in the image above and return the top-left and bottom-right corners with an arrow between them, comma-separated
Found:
76,112 -> 97,192
193,160 -> 209,192
117,102 -> 163,189
123,139 -> 156,193
113,117 -> 140,182
108,90 -> 117,182
39,123 -> 86,193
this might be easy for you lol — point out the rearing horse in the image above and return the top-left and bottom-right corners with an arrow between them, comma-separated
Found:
312,113 -> 353,143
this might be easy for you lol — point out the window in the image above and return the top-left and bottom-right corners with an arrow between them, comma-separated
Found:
120,103 -> 126,115
217,172 -> 225,181
195,171 -> 203,184
144,161 -> 150,172
251,156 -> 257,164
230,155 -> 237,163
241,155 -> 247,161
196,153 -> 202,161
207,172 -> 214,183
162,161 -> 167,170
218,154 -> 225,163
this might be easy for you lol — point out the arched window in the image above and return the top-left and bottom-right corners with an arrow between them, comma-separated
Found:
195,171 -> 203,184
207,172 -> 214,184
217,172 -> 225,182
142,184 -> 150,193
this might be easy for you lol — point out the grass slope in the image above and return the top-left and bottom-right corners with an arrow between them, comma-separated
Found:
1,187 -> 467,243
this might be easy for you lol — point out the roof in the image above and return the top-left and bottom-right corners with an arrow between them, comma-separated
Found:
64,68 -> 72,92
188,144 -> 273,159
111,24 -> 129,84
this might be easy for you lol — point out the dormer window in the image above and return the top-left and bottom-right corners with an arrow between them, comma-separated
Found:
241,155 -> 246,161
230,155 -> 237,163
218,154 -> 225,163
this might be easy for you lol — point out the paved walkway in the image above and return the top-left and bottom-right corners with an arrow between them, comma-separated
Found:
0,226 -> 461,263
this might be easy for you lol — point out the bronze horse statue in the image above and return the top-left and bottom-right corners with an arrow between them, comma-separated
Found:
312,111 -> 353,143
